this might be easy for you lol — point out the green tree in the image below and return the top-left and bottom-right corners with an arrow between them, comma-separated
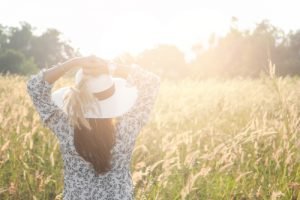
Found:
0,22 -> 79,74
30,28 -> 78,67
190,20 -> 288,78
0,49 -> 38,75
5,22 -> 33,55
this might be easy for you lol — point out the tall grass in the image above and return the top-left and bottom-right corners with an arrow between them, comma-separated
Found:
0,66 -> 300,199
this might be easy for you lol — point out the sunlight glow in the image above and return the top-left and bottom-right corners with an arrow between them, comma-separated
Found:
1,0 -> 300,60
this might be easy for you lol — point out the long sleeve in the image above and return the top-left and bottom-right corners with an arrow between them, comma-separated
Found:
117,64 -> 161,142
27,69 -> 72,149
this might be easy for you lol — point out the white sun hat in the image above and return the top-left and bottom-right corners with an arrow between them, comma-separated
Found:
51,67 -> 138,118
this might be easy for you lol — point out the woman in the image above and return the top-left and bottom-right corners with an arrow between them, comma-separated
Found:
27,56 -> 160,199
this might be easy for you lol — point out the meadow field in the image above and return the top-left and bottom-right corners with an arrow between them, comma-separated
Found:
0,68 -> 300,199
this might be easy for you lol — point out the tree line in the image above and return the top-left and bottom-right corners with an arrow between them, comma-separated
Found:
131,19 -> 300,79
2,20 -> 300,79
0,22 -> 78,75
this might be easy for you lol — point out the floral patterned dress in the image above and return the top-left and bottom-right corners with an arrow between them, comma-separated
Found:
27,65 -> 160,200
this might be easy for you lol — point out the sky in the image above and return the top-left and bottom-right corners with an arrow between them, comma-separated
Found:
1,0 -> 300,61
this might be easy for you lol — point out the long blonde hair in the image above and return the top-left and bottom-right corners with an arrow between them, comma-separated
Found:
62,75 -> 97,130
62,73 -> 116,174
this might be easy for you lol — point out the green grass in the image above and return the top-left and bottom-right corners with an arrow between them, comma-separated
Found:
0,72 -> 300,199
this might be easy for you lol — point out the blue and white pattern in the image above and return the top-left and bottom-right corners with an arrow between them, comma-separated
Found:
27,65 -> 160,200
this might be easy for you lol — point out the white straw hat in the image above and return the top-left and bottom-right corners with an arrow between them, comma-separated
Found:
51,68 -> 138,118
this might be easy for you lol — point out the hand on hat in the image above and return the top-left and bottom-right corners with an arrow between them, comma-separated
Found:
72,55 -> 109,77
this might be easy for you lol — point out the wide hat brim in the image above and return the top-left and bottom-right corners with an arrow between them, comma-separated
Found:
51,78 -> 138,118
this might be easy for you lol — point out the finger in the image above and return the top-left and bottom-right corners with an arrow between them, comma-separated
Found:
83,60 -> 107,68
83,66 -> 108,76
82,62 -> 104,70
85,55 -> 106,63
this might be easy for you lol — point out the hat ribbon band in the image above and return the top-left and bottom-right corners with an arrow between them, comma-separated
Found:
93,83 -> 115,100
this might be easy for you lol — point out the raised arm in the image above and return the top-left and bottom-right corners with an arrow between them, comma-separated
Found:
27,58 -> 76,124
27,65 -> 72,149
112,63 -> 161,136
26,56 -> 107,147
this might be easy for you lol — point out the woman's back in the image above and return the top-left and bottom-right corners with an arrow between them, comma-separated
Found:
27,63 -> 160,199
